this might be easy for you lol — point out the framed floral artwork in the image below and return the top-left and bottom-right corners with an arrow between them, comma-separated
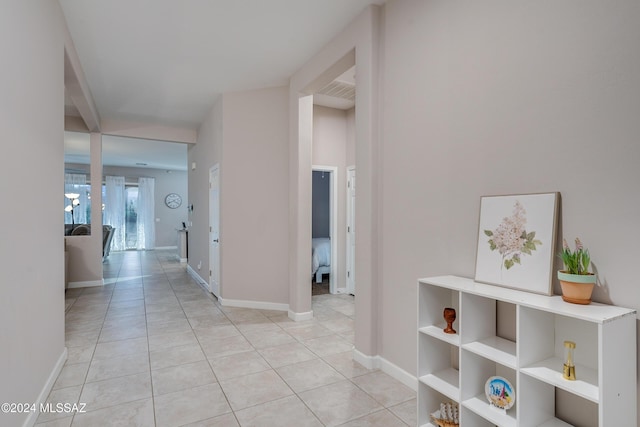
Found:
474,192 -> 559,295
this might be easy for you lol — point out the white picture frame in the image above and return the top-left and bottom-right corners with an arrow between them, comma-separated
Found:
474,192 -> 559,295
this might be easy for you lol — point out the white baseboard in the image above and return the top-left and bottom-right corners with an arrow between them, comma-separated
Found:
23,347 -> 67,427
175,256 -> 187,263
353,349 -> 418,391
353,349 -> 378,370
67,279 -> 104,288
288,310 -> 314,321
155,246 -> 177,250
186,264 -> 207,286
220,298 -> 288,312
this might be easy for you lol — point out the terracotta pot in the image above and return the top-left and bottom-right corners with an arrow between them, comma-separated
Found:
558,271 -> 596,305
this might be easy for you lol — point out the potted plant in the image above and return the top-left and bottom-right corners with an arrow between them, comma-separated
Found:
558,238 -> 596,304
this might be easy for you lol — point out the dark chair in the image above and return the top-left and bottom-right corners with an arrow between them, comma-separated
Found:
102,225 -> 114,261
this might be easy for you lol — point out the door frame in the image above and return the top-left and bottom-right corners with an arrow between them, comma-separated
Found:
209,163 -> 220,298
346,166 -> 355,295
312,165 -> 338,294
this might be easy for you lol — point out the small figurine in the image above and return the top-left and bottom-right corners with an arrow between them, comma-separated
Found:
443,307 -> 457,334
563,340 -> 576,380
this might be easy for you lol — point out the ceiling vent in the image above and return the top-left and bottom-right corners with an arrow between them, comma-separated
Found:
317,80 -> 355,101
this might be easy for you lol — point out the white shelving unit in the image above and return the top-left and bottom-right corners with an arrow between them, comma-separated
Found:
418,275 -> 636,427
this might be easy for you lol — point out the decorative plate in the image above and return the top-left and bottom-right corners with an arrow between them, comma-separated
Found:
485,376 -> 515,410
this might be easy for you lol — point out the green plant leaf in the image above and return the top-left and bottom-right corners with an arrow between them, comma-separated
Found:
488,240 -> 496,251
505,259 -> 514,269
484,230 -> 493,236
527,231 -> 536,241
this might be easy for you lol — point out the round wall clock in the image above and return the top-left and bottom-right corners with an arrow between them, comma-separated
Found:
164,193 -> 182,209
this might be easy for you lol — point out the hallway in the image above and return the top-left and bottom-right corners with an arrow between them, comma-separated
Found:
38,250 -> 416,426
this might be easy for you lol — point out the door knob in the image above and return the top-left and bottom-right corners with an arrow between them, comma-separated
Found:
213,239 -> 219,243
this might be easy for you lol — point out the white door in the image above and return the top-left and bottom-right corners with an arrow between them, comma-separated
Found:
346,167 -> 355,295
209,164 -> 220,298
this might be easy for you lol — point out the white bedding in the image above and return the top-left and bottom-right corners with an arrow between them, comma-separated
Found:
312,238 -> 331,274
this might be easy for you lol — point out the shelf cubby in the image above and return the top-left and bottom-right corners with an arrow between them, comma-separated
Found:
417,382 -> 457,427
461,350 -> 517,427
519,306 -> 599,402
518,373 -> 588,427
461,293 -> 517,369
418,333 -> 459,402
460,406 -> 499,427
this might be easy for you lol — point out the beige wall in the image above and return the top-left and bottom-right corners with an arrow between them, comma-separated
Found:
346,107 -> 356,167
0,1 -> 67,425
313,105 -> 349,291
188,87 -> 289,305
188,98 -> 223,284
290,6 -> 381,355
381,0 -> 640,424
221,87 -> 290,304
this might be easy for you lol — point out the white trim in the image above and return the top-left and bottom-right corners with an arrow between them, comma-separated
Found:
186,264 -> 207,287
155,246 -> 177,250
312,165 -> 338,294
378,356 -> 418,391
209,163 -> 221,299
175,256 -> 187,263
346,166 -> 356,295
219,298 -> 288,312
67,279 -> 103,288
352,350 -> 418,391
288,310 -> 314,321
353,349 -> 378,369
23,348 -> 67,427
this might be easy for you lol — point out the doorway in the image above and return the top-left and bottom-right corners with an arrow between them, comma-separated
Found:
290,7 -> 378,359
312,166 -> 338,295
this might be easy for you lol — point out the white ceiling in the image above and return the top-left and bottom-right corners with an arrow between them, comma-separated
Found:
59,0 -> 383,128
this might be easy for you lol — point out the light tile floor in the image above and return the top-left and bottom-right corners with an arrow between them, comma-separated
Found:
38,250 -> 416,427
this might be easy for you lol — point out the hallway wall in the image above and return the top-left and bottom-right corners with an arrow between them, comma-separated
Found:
0,1 -> 67,425
380,1 -> 640,424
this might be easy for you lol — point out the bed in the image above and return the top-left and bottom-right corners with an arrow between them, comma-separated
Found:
312,237 -> 331,283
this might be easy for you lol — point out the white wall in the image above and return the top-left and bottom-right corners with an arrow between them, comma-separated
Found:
381,1 -> 640,424
0,1 -> 67,425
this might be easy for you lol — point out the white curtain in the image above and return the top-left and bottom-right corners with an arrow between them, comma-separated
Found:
64,173 -> 88,225
104,176 -> 126,251
137,177 -> 155,250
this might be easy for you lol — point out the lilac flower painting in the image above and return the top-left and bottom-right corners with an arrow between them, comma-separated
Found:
484,201 -> 542,271
475,193 -> 559,295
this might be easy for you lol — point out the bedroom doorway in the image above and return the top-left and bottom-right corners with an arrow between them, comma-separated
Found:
312,166 -> 337,295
